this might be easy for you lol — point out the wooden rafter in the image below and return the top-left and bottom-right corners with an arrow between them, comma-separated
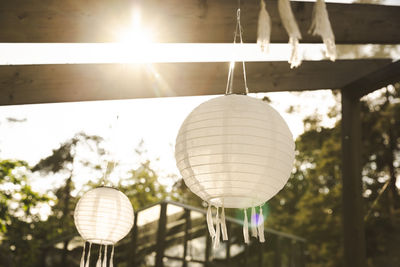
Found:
342,60 -> 400,98
0,59 -> 392,106
0,1 -> 399,44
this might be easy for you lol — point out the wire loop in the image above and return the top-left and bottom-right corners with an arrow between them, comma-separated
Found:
225,4 -> 249,95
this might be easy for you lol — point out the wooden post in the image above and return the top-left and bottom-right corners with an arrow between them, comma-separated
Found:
155,202 -> 168,267
341,90 -> 366,267
182,209 -> 191,267
128,212 -> 139,266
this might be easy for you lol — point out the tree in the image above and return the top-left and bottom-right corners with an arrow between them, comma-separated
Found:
117,141 -> 170,209
361,85 -> 400,266
32,132 -> 105,267
266,84 -> 400,267
0,160 -> 49,267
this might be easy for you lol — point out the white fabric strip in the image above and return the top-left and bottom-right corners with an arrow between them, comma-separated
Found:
221,206 -> 229,241
85,243 -> 92,267
80,242 -> 86,267
110,245 -> 115,267
206,204 -> 216,238
309,0 -> 337,61
96,245 -> 102,267
243,209 -> 250,244
278,0 -> 303,68
258,206 -> 265,243
102,245 -> 108,267
257,0 -> 271,53
251,206 -> 258,238
213,207 -> 221,249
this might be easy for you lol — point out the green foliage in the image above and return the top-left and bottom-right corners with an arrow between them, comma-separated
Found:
0,160 -> 50,267
0,133 -> 175,266
33,132 -> 105,174
361,86 -> 400,266
0,160 -> 49,233
120,159 -> 168,209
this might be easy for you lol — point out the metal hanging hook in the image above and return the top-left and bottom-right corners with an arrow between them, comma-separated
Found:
225,2 -> 249,95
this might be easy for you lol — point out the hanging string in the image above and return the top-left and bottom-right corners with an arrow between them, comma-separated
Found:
206,203 -> 216,238
251,206 -> 258,238
102,245 -> 108,267
243,208 -> 250,244
96,245 -> 102,267
237,8 -> 249,95
110,245 -> 115,267
221,206 -> 228,241
85,243 -> 92,267
80,242 -> 86,267
258,205 -> 265,242
225,0 -> 249,95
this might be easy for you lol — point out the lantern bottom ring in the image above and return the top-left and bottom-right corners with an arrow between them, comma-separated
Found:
85,238 -> 115,246
207,195 -> 265,209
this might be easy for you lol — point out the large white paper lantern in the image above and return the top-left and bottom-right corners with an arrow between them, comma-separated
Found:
175,94 -> 294,245
74,187 -> 134,267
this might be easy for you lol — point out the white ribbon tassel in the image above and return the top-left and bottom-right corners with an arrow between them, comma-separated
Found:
110,246 -> 115,267
251,206 -> 258,238
243,209 -> 250,244
206,204 -> 216,238
221,206 -> 228,241
288,37 -> 302,68
102,245 -> 108,267
258,206 -> 265,243
96,246 -> 102,267
80,242 -> 86,267
85,243 -> 92,267
278,0 -> 303,68
309,0 -> 336,61
213,207 -> 221,249
257,0 -> 271,53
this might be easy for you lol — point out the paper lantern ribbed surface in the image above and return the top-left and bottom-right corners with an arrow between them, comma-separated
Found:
74,187 -> 134,245
175,94 -> 295,209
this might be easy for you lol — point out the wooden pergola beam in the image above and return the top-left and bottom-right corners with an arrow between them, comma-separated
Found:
0,1 -> 399,44
342,60 -> 400,98
0,59 -> 392,106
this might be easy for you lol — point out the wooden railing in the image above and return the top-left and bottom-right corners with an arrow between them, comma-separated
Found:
116,200 -> 306,267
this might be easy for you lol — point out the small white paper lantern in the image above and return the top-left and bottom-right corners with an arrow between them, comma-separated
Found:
175,94 -> 294,245
74,187 -> 134,267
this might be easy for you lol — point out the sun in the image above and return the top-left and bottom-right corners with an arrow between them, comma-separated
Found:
117,8 -> 154,46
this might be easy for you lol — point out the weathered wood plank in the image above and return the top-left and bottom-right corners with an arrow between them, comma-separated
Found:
0,59 -> 392,105
0,1 -> 399,44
